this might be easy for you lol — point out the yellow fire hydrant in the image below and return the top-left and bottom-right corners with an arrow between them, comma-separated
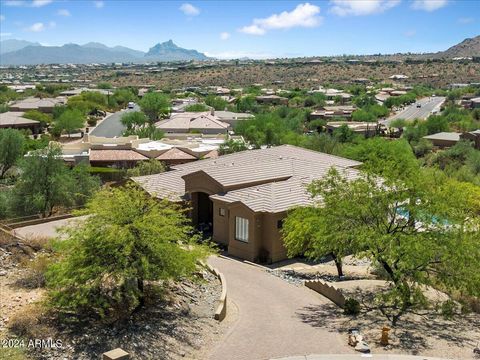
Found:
381,326 -> 391,346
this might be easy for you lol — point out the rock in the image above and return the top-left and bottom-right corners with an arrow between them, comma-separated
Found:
355,340 -> 370,353
0,270 -> 7,276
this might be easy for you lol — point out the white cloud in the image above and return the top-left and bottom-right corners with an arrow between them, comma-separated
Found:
179,3 -> 200,16
31,0 -> 53,7
57,9 -> 71,17
0,33 -> 13,37
239,3 -> 322,36
330,0 -> 400,16
4,0 -> 52,7
404,29 -> 416,37
93,1 -> 104,8
0,15 -> 5,22
26,22 -> 46,32
411,0 -> 448,12
220,32 -> 231,40
239,24 -> 266,35
458,17 -> 474,24
4,1 -> 26,6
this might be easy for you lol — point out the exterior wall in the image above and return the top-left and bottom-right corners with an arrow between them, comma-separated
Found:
212,200 -> 229,246
227,205 -> 260,262
429,139 -> 458,148
261,212 -> 288,263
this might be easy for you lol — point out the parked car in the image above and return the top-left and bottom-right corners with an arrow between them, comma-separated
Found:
127,102 -> 135,109
416,104 -> 421,108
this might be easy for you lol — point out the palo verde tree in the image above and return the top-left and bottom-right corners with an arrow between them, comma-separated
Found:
0,128 -> 24,179
46,185 -> 210,320
283,167 -> 480,325
12,145 -> 99,217
54,108 -> 85,138
139,92 -> 170,122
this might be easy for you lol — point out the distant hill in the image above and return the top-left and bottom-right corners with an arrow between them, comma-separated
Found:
144,40 -> 209,61
435,35 -> 480,58
0,39 -> 41,54
82,42 -> 145,58
0,39 -> 209,65
0,44 -> 139,65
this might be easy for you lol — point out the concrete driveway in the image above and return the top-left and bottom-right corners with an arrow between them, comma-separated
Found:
208,256 -> 352,360
14,216 -> 87,240
90,105 -> 140,137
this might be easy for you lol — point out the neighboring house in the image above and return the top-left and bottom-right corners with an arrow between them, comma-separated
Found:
423,130 -> 480,149
423,132 -> 461,148
310,105 -> 356,120
89,149 -> 148,168
471,97 -> 480,109
214,110 -> 254,127
9,97 -> 66,113
460,130 -> 480,149
0,111 -> 40,133
58,134 -> 237,167
255,95 -> 289,106
155,112 -> 230,135
326,121 -> 379,137
133,145 -> 361,263
389,74 -> 408,80
59,88 -> 113,97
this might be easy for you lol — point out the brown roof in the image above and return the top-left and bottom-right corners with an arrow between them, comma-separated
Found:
156,148 -> 197,161
0,112 -> 39,127
89,150 -> 148,162
133,145 -> 362,206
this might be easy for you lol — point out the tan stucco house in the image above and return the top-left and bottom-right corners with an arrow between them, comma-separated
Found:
133,145 -> 361,263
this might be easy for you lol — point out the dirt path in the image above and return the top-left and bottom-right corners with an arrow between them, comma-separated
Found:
207,256 -> 353,360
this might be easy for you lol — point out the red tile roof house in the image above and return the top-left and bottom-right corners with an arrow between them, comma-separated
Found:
133,145 -> 361,263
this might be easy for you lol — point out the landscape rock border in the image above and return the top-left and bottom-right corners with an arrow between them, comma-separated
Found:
205,262 -> 227,322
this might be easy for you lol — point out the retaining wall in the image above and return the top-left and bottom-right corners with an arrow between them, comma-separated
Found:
305,279 -> 346,307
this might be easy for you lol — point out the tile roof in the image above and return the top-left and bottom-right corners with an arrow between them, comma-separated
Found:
156,148 -> 197,160
423,132 -> 461,142
133,145 -> 362,207
156,112 -> 229,132
0,112 -> 39,127
89,149 -> 148,162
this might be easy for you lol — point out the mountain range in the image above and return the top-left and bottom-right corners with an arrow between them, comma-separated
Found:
0,40 -> 209,65
0,36 -> 478,65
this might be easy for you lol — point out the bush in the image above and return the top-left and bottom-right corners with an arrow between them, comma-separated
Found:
87,117 -> 97,127
440,299 -> 457,319
8,304 -> 53,339
344,298 -> 361,315
18,253 -> 52,288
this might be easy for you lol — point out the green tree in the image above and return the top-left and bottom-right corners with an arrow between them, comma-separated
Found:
205,95 -> 228,110
11,145 -> 98,217
184,103 -> 210,112
139,92 -> 170,122
0,129 -> 24,178
126,159 -> 166,177
54,109 -> 85,137
46,185 -> 210,319
113,88 -> 137,108
23,110 -> 53,128
292,168 -> 480,325
121,111 -> 148,131
219,139 -> 248,155
333,124 -> 355,143
342,137 -> 419,180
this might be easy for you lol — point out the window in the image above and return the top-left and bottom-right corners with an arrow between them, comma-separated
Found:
235,217 -> 249,242
219,207 -> 226,217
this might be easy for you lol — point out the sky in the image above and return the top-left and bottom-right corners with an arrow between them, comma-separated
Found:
0,0 -> 479,59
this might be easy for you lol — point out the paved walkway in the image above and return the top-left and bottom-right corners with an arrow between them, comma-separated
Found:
272,356 -> 447,360
15,216 -> 87,239
207,256 -> 352,360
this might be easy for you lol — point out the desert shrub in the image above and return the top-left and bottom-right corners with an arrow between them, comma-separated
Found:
18,253 -> 53,288
8,304 -> 54,339
440,299 -> 457,319
344,298 -> 361,315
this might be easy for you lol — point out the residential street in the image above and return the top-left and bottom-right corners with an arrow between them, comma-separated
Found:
207,256 -> 352,360
90,105 -> 139,137
382,96 -> 445,126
